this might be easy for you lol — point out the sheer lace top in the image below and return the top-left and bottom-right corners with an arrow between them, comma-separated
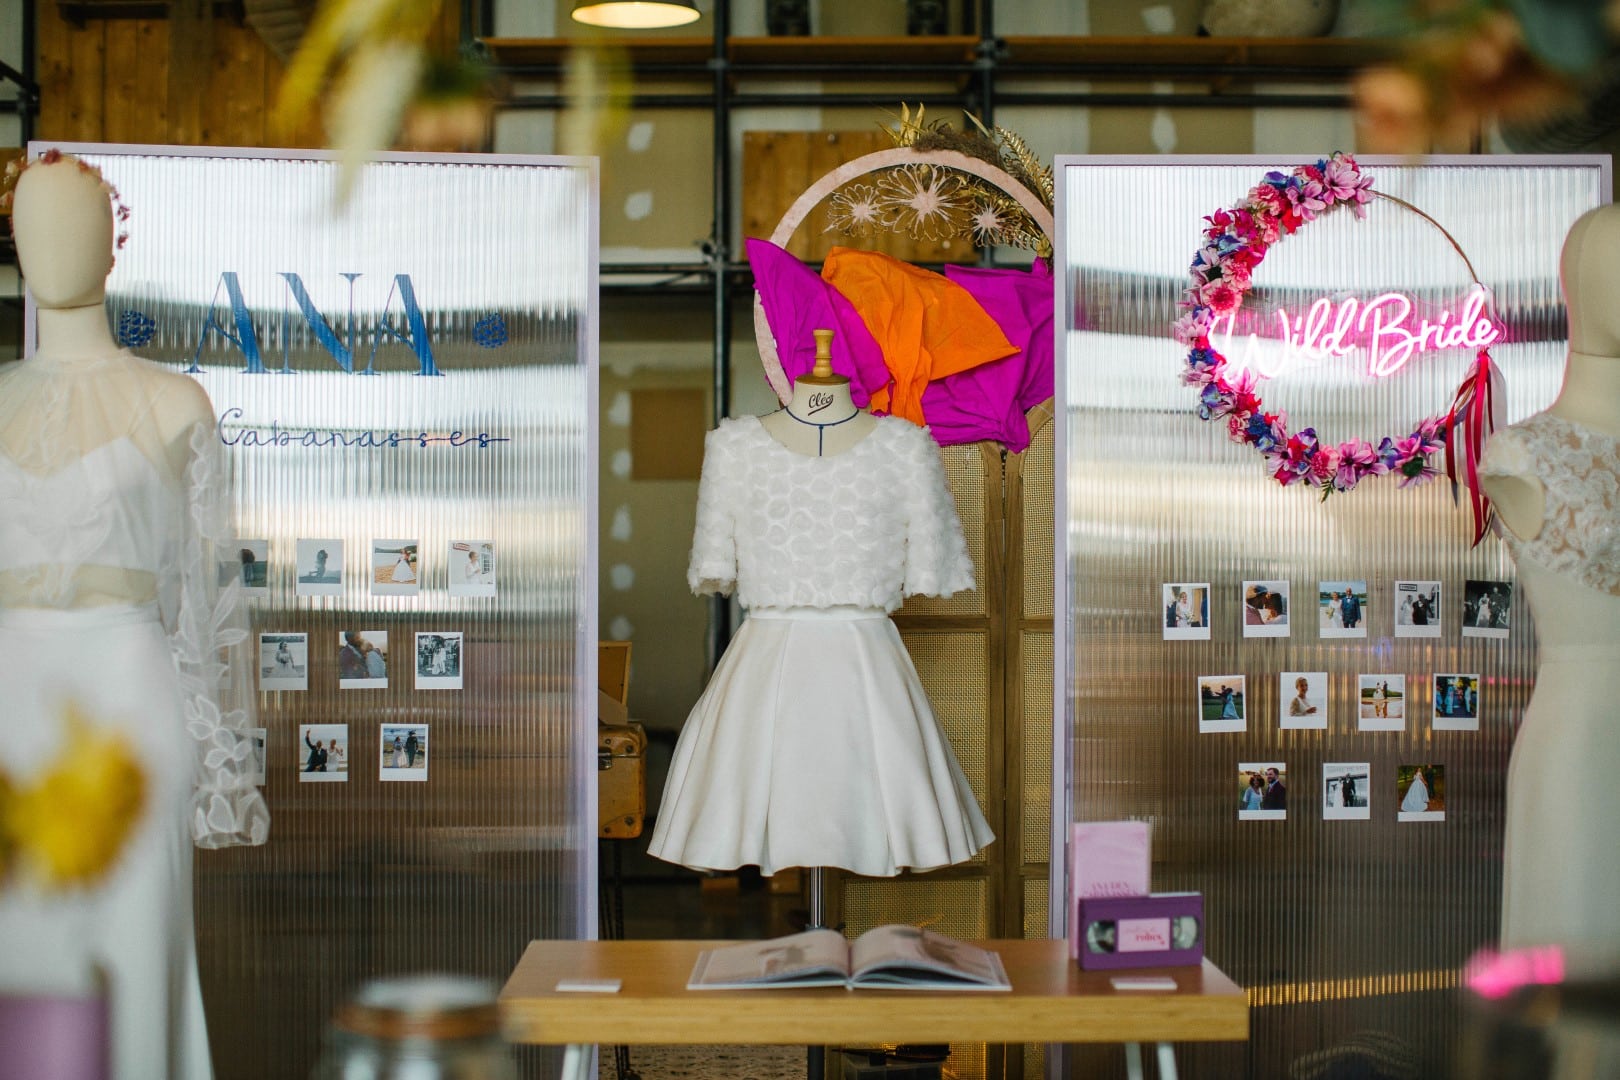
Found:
0,351 -> 269,849
688,414 -> 974,612
1480,412 -> 1620,596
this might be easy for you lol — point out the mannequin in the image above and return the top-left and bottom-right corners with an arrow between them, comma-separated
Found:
1482,202 -> 1620,953
650,326 -> 992,881
758,329 -> 879,456
0,153 -> 266,1079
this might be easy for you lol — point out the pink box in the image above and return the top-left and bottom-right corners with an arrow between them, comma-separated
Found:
1069,821 -> 1151,958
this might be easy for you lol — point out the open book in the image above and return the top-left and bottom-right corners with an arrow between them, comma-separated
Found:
687,926 -> 1011,991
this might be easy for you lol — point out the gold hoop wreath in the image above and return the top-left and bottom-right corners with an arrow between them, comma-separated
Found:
1177,154 -> 1502,543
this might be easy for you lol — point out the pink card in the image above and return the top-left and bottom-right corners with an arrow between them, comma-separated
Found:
1070,821 -> 1152,958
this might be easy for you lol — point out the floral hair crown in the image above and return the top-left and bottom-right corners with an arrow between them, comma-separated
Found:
1,149 -> 132,253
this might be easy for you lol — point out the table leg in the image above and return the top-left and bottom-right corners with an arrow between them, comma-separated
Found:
1155,1042 -> 1178,1080
560,1043 -> 593,1080
808,1043 -> 824,1080
1124,1042 -> 1144,1080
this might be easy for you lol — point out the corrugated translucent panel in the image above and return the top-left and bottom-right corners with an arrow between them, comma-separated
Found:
45,146 -> 597,1079
1057,157 -> 1607,1078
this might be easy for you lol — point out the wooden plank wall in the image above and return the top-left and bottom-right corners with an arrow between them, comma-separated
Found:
32,0 -> 461,148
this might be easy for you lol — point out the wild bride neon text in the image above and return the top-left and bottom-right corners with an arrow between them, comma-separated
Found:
1213,285 -> 1501,380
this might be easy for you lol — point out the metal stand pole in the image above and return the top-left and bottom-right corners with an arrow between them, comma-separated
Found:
806,866 -> 825,1080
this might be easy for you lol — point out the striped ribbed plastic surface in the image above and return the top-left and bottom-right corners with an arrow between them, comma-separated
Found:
1057,156 -> 1608,1078
55,146 -> 597,1079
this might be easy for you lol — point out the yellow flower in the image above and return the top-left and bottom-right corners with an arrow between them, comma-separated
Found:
6,703 -> 146,890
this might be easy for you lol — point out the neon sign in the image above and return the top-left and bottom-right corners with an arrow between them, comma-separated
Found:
1214,284 -> 1501,380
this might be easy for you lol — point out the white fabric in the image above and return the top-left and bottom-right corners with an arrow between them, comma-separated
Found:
687,415 -> 974,612
0,350 -> 267,848
649,608 -> 994,876
1482,412 -> 1620,951
0,605 -> 211,1078
654,416 -> 989,876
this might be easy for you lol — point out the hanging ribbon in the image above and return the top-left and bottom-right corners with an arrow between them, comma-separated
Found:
1444,347 -> 1500,546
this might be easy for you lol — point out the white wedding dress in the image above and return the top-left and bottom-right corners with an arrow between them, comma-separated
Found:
1400,770 -> 1431,814
1483,413 -> 1620,949
0,350 -> 268,1079
649,415 -> 994,877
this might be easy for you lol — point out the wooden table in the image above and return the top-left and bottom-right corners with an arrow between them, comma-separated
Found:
500,938 -> 1247,1078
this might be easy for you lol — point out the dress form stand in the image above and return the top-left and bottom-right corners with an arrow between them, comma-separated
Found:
764,328 -> 870,1080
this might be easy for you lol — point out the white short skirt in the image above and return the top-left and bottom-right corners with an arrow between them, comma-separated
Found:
648,606 -> 994,877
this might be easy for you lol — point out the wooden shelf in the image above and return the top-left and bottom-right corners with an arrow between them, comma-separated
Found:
482,33 -> 1398,80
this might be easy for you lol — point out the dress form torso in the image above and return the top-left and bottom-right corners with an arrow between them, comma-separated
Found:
757,328 -> 879,457
1481,202 -> 1620,953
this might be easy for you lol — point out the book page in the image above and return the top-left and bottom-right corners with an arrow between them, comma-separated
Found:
687,929 -> 850,989
849,926 -> 1007,988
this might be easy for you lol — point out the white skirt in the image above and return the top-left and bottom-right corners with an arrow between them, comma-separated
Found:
649,607 -> 994,877
0,605 -> 212,1080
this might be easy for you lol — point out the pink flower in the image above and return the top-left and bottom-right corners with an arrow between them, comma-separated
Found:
1333,438 -> 1384,490
1220,260 -> 1252,289
1200,279 -> 1242,315
1286,177 -> 1327,219
1172,310 -> 1210,345
1308,444 -> 1340,482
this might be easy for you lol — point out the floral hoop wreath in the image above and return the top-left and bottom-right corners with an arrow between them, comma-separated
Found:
1176,153 -> 1499,541
1,148 -> 132,254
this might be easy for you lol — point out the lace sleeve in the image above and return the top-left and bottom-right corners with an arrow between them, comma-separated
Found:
165,422 -> 270,849
1479,427 -> 1534,479
687,426 -> 738,596
902,426 -> 975,599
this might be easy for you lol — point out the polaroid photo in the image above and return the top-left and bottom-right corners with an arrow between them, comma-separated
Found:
1280,671 -> 1328,730
1394,580 -> 1442,638
416,631 -> 465,690
449,540 -> 497,599
258,632 -> 308,691
298,724 -> 350,783
1241,580 -> 1290,638
380,724 -> 430,782
223,539 -> 270,596
295,538 -> 345,597
1238,762 -> 1287,821
337,630 -> 389,690
1317,579 -> 1368,639
1197,674 -> 1246,734
372,539 -> 420,596
1357,674 -> 1406,732
1433,673 -> 1481,731
1397,764 -> 1445,822
247,727 -> 267,787
1463,579 -> 1512,640
1161,582 -> 1211,641
1323,762 -> 1370,821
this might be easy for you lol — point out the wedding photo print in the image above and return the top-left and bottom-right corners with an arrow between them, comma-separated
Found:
372,539 -> 420,596
416,632 -> 464,690
1280,671 -> 1328,730
1433,673 -> 1481,731
1358,674 -> 1406,732
1242,579 -> 1290,638
224,538 -> 269,596
248,728 -> 267,786
1463,579 -> 1512,639
1238,762 -> 1287,820
337,630 -> 388,690
449,540 -> 496,599
1394,580 -> 1442,638
258,632 -> 308,691
1162,582 -> 1211,641
1397,764 -> 1446,822
379,724 -> 429,782
299,723 -> 349,783
295,538 -> 344,597
1317,579 -> 1367,639
1322,762 -> 1370,821
1198,674 -> 1246,734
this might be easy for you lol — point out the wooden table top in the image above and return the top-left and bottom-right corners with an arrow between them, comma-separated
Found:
499,938 -> 1248,1046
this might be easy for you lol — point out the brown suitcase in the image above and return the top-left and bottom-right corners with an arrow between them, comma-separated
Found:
598,722 -> 646,839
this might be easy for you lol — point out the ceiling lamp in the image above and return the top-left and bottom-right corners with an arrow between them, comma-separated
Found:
571,0 -> 701,27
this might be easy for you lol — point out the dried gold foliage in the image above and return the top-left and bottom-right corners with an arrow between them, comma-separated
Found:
872,102 -> 1053,254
